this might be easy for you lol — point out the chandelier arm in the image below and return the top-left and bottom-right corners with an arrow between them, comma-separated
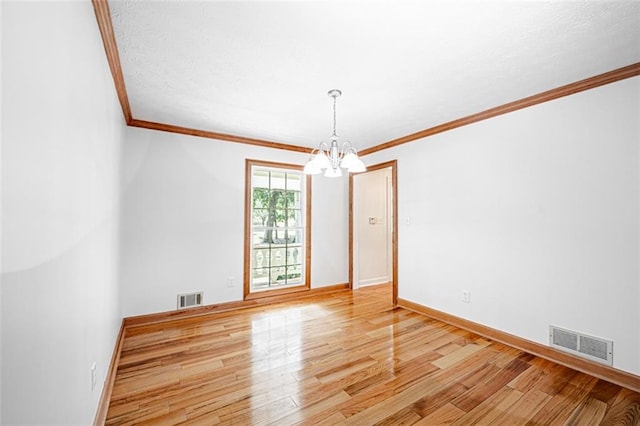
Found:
340,141 -> 356,156
318,141 -> 330,152
306,148 -> 318,164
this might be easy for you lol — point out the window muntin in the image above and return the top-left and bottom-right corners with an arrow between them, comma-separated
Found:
246,161 -> 310,295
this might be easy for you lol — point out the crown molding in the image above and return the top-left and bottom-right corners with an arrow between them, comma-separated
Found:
93,0 -> 639,156
129,119 -> 313,153
92,0 -> 132,124
359,62 -> 640,156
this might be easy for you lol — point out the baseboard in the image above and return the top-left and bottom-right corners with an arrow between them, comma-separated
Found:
124,283 -> 350,328
397,298 -> 640,393
358,277 -> 390,287
93,319 -> 126,426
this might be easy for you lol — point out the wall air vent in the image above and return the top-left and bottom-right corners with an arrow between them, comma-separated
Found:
549,325 -> 613,366
177,292 -> 203,310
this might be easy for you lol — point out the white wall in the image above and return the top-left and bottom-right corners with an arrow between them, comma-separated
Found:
1,2 -> 125,424
367,76 -> 640,375
120,127 -> 349,317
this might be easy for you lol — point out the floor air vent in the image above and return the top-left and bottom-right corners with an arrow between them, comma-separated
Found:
549,325 -> 613,366
177,292 -> 203,310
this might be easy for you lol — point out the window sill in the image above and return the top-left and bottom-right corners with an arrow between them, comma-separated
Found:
244,283 -> 310,301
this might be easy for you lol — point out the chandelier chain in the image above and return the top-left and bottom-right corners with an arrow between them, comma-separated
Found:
332,94 -> 337,137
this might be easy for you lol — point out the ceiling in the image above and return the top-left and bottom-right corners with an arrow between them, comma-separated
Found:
108,1 -> 640,152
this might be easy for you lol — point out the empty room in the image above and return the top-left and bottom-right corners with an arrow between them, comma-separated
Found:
2,0 -> 640,424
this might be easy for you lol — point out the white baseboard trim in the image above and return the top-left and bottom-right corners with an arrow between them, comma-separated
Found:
359,276 -> 390,287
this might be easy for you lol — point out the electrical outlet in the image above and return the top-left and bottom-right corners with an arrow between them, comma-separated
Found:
90,362 -> 97,391
227,276 -> 235,287
462,290 -> 471,303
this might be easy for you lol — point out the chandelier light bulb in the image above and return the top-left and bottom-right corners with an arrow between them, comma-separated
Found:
312,149 -> 331,169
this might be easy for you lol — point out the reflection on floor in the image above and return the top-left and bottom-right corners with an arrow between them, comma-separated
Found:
107,284 -> 640,425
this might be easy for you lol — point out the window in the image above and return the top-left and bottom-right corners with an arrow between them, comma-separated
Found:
244,160 -> 311,298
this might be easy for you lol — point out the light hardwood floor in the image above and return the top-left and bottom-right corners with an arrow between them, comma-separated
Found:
106,284 -> 640,425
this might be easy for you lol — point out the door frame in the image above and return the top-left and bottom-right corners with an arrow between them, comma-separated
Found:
349,160 -> 398,305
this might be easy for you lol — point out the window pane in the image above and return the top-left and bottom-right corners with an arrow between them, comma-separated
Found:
286,190 -> 301,209
253,230 -> 272,247
284,231 -> 296,245
252,170 -> 270,189
252,188 -> 269,208
253,249 -> 269,270
252,270 -> 269,289
270,267 -> 286,285
286,229 -> 304,246
272,209 -> 287,229
270,247 -> 286,266
263,228 -> 286,245
286,265 -> 302,284
271,171 -> 286,190
286,173 -> 301,191
252,209 -> 268,226
286,210 -> 302,228
286,247 -> 302,264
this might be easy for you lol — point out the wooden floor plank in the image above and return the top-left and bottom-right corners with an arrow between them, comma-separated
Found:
416,403 -> 466,425
565,396 -> 609,425
452,385 -> 524,425
451,356 -> 531,413
490,388 -> 550,425
526,372 -> 599,425
105,284 -> 640,425
600,388 -> 640,426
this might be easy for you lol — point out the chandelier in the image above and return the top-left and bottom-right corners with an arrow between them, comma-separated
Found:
303,89 -> 366,177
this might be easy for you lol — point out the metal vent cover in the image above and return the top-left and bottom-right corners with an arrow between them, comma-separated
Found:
549,325 -> 613,366
177,292 -> 203,310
